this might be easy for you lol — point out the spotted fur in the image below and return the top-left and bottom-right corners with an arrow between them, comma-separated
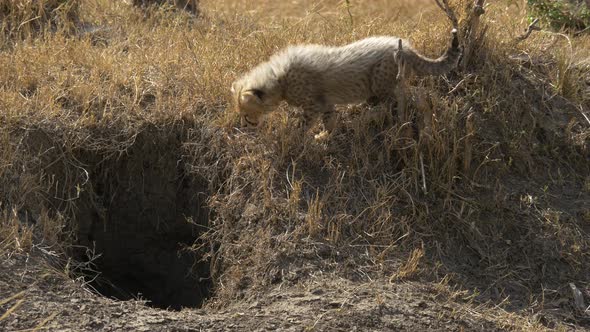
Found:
231,29 -> 461,135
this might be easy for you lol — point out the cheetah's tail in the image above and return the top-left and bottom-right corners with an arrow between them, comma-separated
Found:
398,29 -> 461,76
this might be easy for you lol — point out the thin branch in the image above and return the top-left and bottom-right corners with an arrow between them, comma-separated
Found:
344,0 -> 353,27
461,0 -> 487,69
574,25 -> 590,37
474,0 -> 485,15
434,0 -> 458,29
515,18 -> 541,42
419,153 -> 427,194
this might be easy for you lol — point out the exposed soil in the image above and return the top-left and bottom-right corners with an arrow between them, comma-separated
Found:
1,252 -> 516,332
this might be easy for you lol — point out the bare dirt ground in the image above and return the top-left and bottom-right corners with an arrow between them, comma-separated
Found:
1,253 -> 524,331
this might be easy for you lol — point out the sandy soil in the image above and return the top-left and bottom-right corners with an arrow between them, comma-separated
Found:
0,252 -> 525,332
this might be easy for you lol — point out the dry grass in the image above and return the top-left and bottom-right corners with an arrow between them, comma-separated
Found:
390,246 -> 425,281
0,0 -> 80,40
125,0 -> 200,15
0,0 -> 589,329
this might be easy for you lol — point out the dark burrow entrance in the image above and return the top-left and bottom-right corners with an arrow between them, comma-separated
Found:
71,128 -> 212,310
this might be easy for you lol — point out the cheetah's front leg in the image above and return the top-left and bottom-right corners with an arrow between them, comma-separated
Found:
313,106 -> 337,141
321,106 -> 337,133
297,95 -> 335,135
300,101 -> 337,140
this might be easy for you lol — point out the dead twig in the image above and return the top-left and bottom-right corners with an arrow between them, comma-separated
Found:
0,299 -> 24,321
461,0 -> 487,70
419,153 -> 427,194
344,0 -> 354,27
0,290 -> 25,306
31,311 -> 60,332
515,18 -> 541,42
573,25 -> 590,37
463,111 -> 475,173
434,0 -> 458,29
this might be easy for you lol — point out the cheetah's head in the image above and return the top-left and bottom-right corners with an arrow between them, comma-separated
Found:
231,86 -> 266,127
230,69 -> 282,128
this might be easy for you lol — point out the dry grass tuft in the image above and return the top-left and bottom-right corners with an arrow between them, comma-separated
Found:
0,0 -> 80,40
390,246 -> 425,282
125,0 -> 200,16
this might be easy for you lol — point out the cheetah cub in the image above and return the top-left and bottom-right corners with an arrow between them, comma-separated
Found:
231,29 -> 461,137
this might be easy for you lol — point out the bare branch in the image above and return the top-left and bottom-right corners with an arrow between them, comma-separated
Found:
474,0 -> 485,16
344,0 -> 353,27
461,0 -> 487,69
574,25 -> 590,37
434,0 -> 458,30
515,18 -> 541,42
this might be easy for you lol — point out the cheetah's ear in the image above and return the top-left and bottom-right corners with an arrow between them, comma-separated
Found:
240,89 -> 265,105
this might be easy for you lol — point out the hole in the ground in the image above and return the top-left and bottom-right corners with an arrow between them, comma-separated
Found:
72,128 -> 212,310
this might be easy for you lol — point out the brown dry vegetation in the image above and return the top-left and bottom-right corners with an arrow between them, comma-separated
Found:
127,0 -> 200,16
0,0 -> 81,40
0,0 -> 589,331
